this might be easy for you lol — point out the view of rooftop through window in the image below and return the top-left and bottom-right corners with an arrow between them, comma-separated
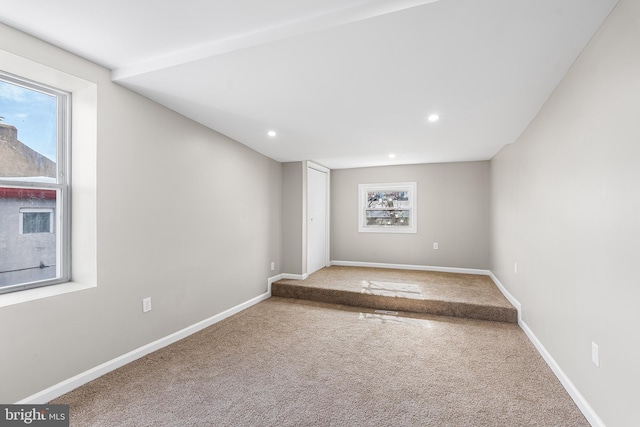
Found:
0,76 -> 61,291
0,79 -> 57,163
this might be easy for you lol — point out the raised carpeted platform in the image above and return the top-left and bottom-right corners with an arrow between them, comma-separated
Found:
272,266 -> 517,323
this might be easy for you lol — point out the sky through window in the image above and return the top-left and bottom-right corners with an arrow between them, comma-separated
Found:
0,79 -> 57,161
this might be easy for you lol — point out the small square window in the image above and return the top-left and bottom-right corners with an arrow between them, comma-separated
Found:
20,208 -> 54,234
359,182 -> 417,233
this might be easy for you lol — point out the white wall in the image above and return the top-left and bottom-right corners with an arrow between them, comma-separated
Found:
332,162 -> 490,269
0,23 -> 282,403
491,0 -> 639,425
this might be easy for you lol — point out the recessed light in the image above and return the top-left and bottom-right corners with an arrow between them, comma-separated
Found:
267,130 -> 277,137
388,153 -> 396,159
428,114 -> 440,122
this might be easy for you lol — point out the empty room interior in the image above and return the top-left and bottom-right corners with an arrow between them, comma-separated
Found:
0,0 -> 638,426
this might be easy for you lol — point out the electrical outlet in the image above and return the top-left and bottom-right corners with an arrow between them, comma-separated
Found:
271,261 -> 275,271
592,342 -> 599,367
433,242 -> 439,250
143,297 -> 152,313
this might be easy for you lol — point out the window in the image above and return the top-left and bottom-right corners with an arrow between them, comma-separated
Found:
358,182 -> 417,233
0,71 -> 70,294
20,208 -> 54,234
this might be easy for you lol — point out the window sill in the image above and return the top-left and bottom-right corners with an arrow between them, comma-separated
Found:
0,281 -> 96,308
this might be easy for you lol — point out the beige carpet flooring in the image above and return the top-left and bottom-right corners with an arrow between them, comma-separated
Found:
273,266 -> 518,323
52,297 -> 588,426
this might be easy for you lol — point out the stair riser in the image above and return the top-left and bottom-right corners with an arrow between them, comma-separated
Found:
272,283 -> 518,323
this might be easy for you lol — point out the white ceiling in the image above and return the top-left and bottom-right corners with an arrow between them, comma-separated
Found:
0,0 -> 618,169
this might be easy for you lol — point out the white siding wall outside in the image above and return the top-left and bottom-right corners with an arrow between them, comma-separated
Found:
0,196 -> 56,287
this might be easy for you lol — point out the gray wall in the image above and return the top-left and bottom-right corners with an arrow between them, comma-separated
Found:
332,162 -> 490,269
281,162 -> 304,275
0,23 -> 282,403
490,0 -> 639,425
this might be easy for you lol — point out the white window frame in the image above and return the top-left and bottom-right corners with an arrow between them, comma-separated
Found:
0,71 -> 71,294
358,182 -> 417,233
19,208 -> 55,234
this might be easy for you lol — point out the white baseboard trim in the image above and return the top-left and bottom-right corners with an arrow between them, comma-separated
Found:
18,289 -> 271,404
488,273 -> 605,427
330,260 -> 490,276
281,273 -> 308,280
519,320 -> 605,427
487,272 -> 522,324
268,274 -> 283,294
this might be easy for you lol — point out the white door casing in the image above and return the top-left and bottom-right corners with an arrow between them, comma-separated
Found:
307,164 -> 329,275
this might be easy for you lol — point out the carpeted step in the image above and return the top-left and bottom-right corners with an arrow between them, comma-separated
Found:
272,268 -> 518,323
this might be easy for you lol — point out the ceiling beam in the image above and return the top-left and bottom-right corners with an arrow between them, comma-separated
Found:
112,0 -> 441,81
